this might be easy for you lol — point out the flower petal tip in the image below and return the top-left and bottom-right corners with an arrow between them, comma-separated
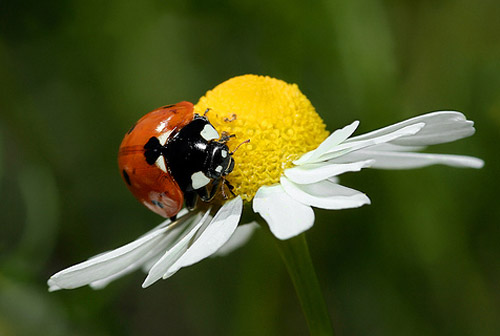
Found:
468,157 -> 484,169
141,277 -> 155,289
47,279 -> 62,292
361,194 -> 371,206
46,276 -> 63,291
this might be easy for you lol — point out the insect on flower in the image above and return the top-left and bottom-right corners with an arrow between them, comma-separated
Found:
118,101 -> 242,220
48,75 -> 483,291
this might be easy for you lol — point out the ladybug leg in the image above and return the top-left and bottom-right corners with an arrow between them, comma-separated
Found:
219,178 -> 236,199
194,109 -> 212,120
223,179 -> 236,197
184,191 -> 198,210
219,132 -> 236,143
193,113 -> 209,121
198,178 -> 221,202
220,180 -> 227,199
197,187 -> 210,202
169,215 -> 177,222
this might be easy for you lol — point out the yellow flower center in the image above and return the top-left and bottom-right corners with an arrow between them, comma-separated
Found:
194,75 -> 329,201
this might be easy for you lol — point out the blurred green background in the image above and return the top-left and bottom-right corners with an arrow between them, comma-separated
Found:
1,0 -> 499,335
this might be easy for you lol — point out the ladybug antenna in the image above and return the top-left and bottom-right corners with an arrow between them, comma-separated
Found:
221,177 -> 236,199
203,108 -> 211,117
230,139 -> 250,155
219,131 -> 236,143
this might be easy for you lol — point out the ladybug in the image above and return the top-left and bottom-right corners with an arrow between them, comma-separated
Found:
118,101 -> 236,220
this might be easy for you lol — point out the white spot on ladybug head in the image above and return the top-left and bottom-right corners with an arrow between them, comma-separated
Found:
215,165 -> 223,173
157,132 -> 170,146
191,171 -> 210,189
155,155 -> 168,173
221,150 -> 228,158
201,124 -> 219,141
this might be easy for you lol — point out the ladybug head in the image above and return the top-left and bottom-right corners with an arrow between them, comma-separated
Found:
205,142 -> 234,179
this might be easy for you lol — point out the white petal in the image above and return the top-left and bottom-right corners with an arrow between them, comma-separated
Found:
141,208 -> 196,273
214,222 -> 260,257
294,123 -> 425,164
328,177 -> 340,184
163,197 -> 243,278
280,177 -> 371,210
365,143 -> 426,152
89,261 -> 149,290
313,123 -> 424,163
47,219 -> 176,290
139,208 -> 189,237
141,249 -> 168,274
89,218 -> 190,289
334,149 -> 485,169
253,184 -> 314,240
48,284 -> 62,292
142,209 -> 212,288
284,159 -> 374,184
347,111 -> 476,146
293,121 -> 359,165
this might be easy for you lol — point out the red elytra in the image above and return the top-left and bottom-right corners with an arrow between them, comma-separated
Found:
118,101 -> 194,218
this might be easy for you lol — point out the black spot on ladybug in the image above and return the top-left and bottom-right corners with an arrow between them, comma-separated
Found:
144,136 -> 162,165
127,123 -> 136,135
151,200 -> 164,208
122,170 -> 131,185
163,104 -> 175,109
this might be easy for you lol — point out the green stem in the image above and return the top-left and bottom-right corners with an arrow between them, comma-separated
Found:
275,233 -> 335,336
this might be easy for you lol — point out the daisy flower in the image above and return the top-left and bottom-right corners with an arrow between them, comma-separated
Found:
48,75 -> 483,291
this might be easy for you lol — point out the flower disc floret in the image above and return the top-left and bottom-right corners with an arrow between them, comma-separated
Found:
195,75 -> 329,201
